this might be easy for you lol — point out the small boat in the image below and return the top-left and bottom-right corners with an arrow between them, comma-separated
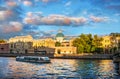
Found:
16,56 -> 51,63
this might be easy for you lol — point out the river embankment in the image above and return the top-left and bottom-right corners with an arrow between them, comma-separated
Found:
0,53 -> 113,59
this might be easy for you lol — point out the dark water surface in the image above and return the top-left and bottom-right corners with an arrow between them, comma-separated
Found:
0,57 -> 120,79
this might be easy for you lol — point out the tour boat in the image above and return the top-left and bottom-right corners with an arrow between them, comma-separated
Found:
16,56 -> 51,63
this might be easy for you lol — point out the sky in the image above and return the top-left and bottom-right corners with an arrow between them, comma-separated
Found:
0,0 -> 120,39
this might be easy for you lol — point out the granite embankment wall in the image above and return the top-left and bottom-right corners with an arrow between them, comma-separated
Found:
0,53 -> 112,59
54,54 -> 112,59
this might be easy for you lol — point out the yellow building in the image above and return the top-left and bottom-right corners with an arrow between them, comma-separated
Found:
55,47 -> 76,54
33,38 -> 55,48
54,31 -> 77,54
8,30 -> 77,55
102,35 -> 120,48
102,36 -> 112,48
9,35 -> 33,43
101,35 -> 120,53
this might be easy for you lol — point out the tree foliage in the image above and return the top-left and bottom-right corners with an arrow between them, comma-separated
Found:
73,34 -> 103,54
0,39 -> 6,43
55,42 -> 61,47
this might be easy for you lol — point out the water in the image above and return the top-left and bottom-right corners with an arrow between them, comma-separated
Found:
0,57 -> 120,79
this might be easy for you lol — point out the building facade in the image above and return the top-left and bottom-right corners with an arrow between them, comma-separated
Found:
55,47 -> 76,54
54,31 -> 77,54
9,35 -> 33,43
7,31 -> 77,55
34,47 -> 55,55
0,43 -> 9,53
102,36 -> 112,48
101,35 -> 120,53
9,41 -> 34,54
33,38 -> 55,48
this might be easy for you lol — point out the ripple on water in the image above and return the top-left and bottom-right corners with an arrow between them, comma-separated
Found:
0,58 -> 120,78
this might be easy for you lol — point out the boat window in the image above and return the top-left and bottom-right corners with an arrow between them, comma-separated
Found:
41,57 -> 50,60
24,57 -> 39,61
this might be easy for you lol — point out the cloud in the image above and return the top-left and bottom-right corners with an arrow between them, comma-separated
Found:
25,30 -> 55,38
6,1 -> 17,7
65,1 -> 71,6
1,22 -> 23,33
42,0 -> 49,3
41,0 -> 58,3
0,10 -> 13,21
23,0 -> 33,6
23,12 -> 87,26
90,15 -> 109,22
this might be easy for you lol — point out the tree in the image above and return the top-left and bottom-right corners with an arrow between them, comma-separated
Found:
55,42 -> 61,47
0,39 -> 6,43
93,35 -> 103,53
73,34 -> 103,54
73,34 -> 93,53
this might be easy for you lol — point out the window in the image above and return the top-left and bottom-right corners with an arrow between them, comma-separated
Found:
11,44 -> 13,48
66,45 -> 69,47
57,49 -> 61,54
1,48 -> 4,50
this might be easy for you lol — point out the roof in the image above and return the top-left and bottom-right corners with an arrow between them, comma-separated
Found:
56,33 -> 64,37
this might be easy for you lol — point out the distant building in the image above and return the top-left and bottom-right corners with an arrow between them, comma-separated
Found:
9,41 -> 34,54
0,43 -> 9,53
101,35 -> 120,53
55,47 -> 76,54
55,30 -> 64,43
7,30 -> 77,55
34,47 -> 55,55
102,36 -> 112,48
33,38 -> 55,48
54,30 -> 77,54
9,35 -> 33,43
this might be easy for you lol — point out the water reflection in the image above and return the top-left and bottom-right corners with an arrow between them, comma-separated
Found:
0,57 -> 120,78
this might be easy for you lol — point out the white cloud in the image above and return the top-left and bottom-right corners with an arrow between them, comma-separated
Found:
23,1 -> 33,6
23,12 -> 87,26
90,15 -> 109,22
6,1 -> 17,7
1,22 -> 23,33
65,1 -> 71,6
0,10 -> 13,21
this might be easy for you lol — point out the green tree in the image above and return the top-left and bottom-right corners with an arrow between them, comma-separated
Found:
73,34 -> 93,53
93,35 -> 103,53
55,42 -> 61,47
73,34 -> 103,54
0,39 -> 6,43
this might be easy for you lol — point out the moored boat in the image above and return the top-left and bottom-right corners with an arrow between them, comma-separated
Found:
16,56 -> 51,63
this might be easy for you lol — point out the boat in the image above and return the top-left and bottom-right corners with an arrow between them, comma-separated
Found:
16,56 -> 51,63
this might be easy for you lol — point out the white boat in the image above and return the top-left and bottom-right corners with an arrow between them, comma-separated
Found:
16,56 -> 51,63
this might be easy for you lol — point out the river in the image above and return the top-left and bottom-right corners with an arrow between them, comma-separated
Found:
0,57 -> 120,79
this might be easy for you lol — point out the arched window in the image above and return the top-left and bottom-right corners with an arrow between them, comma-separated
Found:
57,49 -> 61,54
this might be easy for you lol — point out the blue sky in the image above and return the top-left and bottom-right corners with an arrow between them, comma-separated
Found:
0,0 -> 120,39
